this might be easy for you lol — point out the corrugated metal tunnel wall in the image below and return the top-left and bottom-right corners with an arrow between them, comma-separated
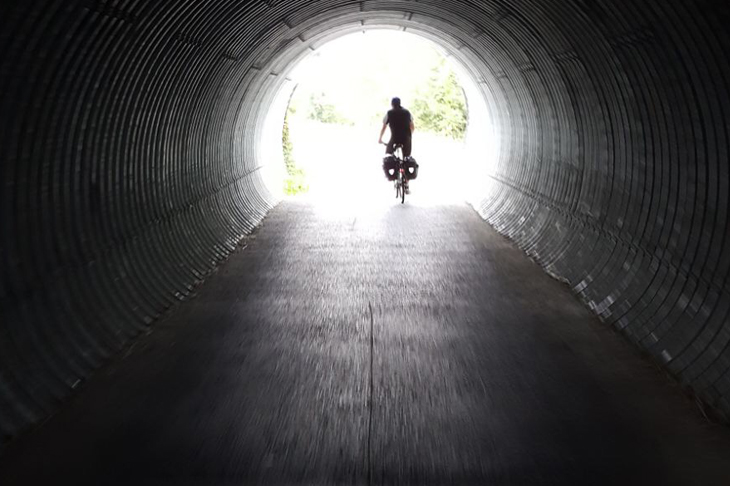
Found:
1,0 -> 729,441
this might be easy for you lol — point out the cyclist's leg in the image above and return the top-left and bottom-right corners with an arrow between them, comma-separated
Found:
385,139 -> 395,155
403,137 -> 412,158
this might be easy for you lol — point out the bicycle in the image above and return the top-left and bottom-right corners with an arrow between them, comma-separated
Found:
382,143 -> 408,204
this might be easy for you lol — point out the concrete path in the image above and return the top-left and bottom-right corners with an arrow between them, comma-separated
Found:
1,200 -> 729,485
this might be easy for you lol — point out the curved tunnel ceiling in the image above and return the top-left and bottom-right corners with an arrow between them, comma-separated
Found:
1,0 -> 729,440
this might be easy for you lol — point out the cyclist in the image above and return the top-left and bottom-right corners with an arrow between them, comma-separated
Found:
378,97 -> 415,158
379,97 -> 416,193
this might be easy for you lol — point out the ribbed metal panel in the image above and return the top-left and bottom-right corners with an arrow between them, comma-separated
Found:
1,0 -> 729,441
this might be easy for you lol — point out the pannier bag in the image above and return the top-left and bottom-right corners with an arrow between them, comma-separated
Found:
382,155 -> 398,181
404,156 -> 419,180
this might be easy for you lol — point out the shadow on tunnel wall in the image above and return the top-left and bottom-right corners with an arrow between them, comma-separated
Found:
1,0 -> 729,442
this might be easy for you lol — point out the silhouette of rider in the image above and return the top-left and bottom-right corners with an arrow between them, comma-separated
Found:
378,97 -> 415,157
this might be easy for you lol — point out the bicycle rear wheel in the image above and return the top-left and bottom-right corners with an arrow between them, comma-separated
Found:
400,170 -> 406,204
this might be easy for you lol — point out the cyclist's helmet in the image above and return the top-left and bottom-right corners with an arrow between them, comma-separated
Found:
391,97 -> 401,107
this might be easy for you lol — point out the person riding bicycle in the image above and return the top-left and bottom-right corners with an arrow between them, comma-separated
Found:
378,97 -> 415,157
379,97 -> 417,193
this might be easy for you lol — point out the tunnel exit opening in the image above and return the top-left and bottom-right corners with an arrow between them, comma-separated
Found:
259,29 -> 498,209
2,0 -> 730,453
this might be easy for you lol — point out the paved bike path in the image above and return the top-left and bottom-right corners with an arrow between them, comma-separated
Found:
1,200 -> 730,485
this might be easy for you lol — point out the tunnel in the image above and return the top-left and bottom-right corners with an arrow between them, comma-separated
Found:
1,0 -> 730,477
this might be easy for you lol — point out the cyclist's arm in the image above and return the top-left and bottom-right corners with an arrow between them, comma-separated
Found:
410,120 -> 415,134
378,122 -> 388,144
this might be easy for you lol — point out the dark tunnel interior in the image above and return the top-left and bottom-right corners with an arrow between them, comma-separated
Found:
1,0 -> 730,444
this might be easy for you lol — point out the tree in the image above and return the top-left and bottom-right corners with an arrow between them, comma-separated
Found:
411,59 -> 468,139
282,111 -> 308,195
307,92 -> 353,125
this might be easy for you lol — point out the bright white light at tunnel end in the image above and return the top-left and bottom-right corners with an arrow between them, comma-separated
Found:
261,29 -> 499,209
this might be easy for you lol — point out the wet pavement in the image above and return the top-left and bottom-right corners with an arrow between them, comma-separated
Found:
1,199 -> 730,485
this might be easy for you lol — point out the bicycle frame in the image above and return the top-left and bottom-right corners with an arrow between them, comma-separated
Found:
393,144 -> 406,204
381,141 -> 408,204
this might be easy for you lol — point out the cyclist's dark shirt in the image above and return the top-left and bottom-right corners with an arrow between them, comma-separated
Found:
384,107 -> 413,143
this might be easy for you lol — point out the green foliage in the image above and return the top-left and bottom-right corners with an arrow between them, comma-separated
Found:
282,114 -> 295,173
282,113 -> 309,195
307,92 -> 353,125
283,167 -> 308,196
410,59 -> 468,140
